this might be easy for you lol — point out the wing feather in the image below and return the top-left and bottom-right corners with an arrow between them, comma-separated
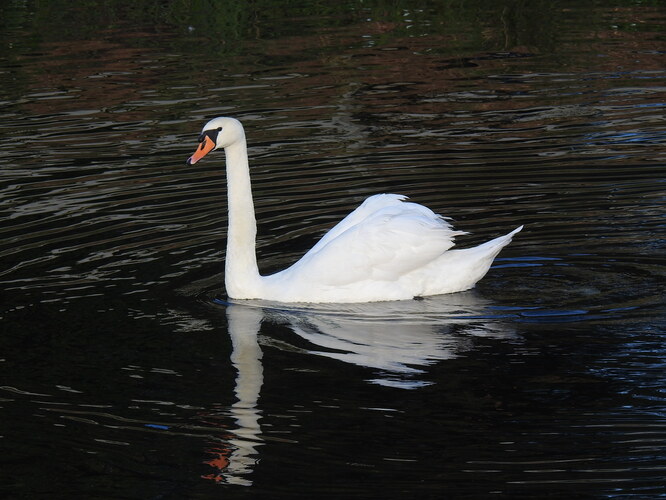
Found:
285,195 -> 465,286
307,193 -> 408,254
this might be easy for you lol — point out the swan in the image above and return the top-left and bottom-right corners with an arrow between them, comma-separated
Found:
186,117 -> 522,303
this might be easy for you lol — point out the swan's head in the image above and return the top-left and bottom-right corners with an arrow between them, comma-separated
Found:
186,117 -> 245,165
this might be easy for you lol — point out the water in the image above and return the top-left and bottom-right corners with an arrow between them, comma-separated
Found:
1,1 -> 665,498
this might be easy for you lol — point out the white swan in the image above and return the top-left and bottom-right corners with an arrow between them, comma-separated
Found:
187,117 -> 522,303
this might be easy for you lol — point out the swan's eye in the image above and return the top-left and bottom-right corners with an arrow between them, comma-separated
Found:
217,127 -> 223,131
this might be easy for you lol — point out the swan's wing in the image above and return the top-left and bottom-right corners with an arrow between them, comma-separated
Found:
307,194 -> 409,254
289,201 -> 466,286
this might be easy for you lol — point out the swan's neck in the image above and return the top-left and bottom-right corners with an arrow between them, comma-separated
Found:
224,140 -> 262,298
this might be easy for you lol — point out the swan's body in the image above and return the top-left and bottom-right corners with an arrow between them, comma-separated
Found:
187,117 -> 522,303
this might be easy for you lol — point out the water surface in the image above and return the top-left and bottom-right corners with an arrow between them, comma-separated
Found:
1,2 -> 665,498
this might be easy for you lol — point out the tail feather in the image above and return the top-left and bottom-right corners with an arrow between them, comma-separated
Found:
474,225 -> 523,255
415,225 -> 523,296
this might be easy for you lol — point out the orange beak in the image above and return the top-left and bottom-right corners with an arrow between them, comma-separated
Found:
187,135 -> 216,165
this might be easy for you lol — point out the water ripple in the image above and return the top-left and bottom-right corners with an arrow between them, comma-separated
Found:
2,16 -> 665,495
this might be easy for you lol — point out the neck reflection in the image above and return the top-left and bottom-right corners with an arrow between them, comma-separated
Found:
204,305 -> 264,486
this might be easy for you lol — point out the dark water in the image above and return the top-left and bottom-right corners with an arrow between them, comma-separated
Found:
1,1 -> 665,498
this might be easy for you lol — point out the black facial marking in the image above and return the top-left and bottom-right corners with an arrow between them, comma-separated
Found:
198,127 -> 222,144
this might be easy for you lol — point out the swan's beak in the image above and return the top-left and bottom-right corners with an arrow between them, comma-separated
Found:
187,135 -> 216,165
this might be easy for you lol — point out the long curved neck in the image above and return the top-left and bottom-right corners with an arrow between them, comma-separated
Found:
224,140 -> 262,298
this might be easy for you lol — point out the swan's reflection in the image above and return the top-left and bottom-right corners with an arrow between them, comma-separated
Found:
205,292 -> 518,484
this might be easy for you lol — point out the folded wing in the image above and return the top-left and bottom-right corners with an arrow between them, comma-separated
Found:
286,194 -> 466,286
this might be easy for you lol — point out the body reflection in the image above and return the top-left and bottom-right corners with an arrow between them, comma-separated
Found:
247,292 -> 518,388
204,292 -> 518,483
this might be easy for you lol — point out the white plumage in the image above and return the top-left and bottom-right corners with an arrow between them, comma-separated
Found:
187,117 -> 522,303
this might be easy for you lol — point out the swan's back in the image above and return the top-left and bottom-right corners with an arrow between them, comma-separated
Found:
259,194 -> 520,302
